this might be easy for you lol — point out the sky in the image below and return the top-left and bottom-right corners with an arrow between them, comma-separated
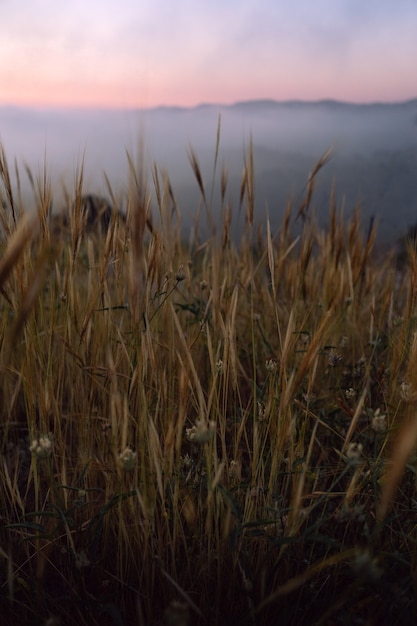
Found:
1,0 -> 416,109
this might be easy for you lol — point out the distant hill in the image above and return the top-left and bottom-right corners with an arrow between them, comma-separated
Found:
229,97 -> 417,110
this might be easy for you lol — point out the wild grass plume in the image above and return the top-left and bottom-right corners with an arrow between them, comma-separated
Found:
1,138 -> 417,626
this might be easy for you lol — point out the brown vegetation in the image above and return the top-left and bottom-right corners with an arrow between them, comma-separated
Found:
1,138 -> 417,625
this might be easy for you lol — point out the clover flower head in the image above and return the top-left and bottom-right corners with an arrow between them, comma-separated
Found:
119,446 -> 137,471
229,459 -> 241,480
400,381 -> 411,400
352,550 -> 382,581
265,357 -> 278,372
181,453 -> 193,468
257,401 -> 267,420
185,418 -> 216,444
399,381 -> 417,402
346,442 -> 363,462
371,408 -> 387,433
328,350 -> 342,367
215,359 -> 224,374
29,434 -> 52,459
339,335 -> 349,348
302,392 -> 316,404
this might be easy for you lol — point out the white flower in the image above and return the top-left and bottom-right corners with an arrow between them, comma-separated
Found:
229,460 -> 241,480
257,401 -> 267,421
185,418 -> 216,444
265,357 -> 278,372
399,381 -> 417,402
215,359 -> 224,374
181,453 -> 193,468
400,381 -> 411,400
302,392 -> 316,404
29,434 -> 52,459
339,336 -> 349,348
118,446 -> 137,471
352,550 -> 382,581
345,442 -> 363,462
371,408 -> 387,433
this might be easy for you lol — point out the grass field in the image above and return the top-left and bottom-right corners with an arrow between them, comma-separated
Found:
1,137 -> 417,626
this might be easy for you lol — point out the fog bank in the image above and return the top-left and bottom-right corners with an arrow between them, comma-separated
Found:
1,99 -> 416,242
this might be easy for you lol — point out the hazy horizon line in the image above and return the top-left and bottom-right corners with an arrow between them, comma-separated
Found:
1,96 -> 417,113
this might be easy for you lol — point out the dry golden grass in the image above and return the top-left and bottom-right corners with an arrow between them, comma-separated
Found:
1,139 -> 417,625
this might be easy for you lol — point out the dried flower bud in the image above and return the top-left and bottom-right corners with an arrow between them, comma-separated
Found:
175,265 -> 186,282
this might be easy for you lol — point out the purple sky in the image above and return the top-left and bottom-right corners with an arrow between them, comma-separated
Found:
1,0 -> 416,108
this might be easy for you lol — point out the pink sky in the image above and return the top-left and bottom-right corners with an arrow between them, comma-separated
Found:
1,0 -> 417,108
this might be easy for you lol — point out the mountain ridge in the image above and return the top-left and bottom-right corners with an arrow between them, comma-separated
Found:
1,97 -> 416,115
